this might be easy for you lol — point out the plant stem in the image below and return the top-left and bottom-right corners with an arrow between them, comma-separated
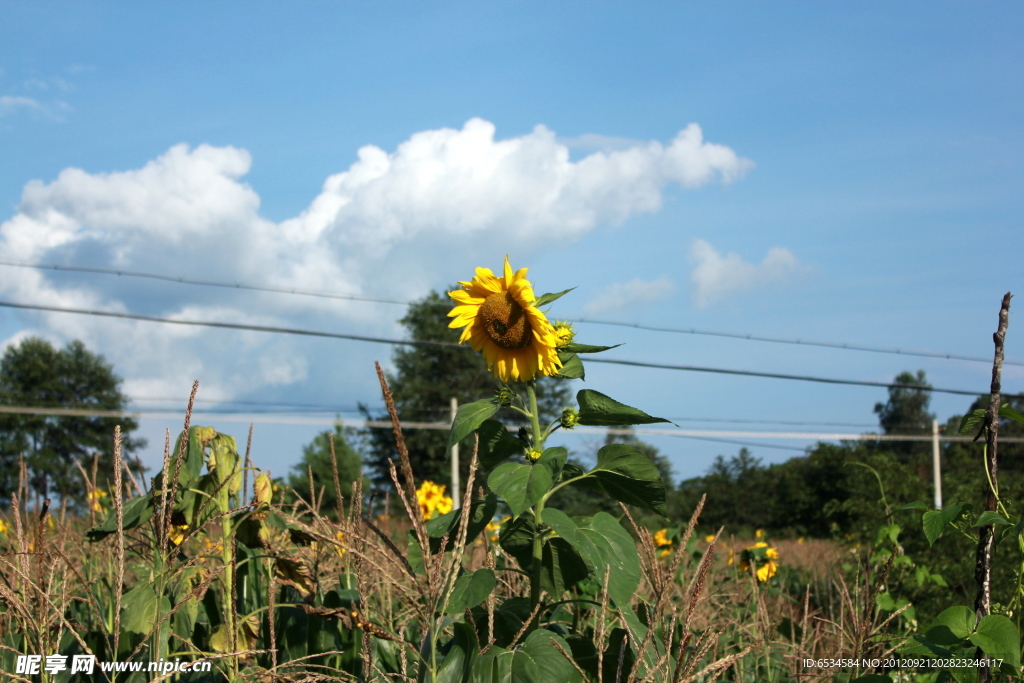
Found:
527,382 -> 545,632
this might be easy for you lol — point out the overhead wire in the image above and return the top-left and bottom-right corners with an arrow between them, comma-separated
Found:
1,299 -> 1020,400
2,259 -> 1019,367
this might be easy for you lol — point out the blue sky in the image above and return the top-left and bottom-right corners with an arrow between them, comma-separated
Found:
1,2 -> 1021,486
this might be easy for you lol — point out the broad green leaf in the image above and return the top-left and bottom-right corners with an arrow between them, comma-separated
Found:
974,511 -> 1013,527
970,614 -> 1020,670
540,538 -> 589,598
446,399 -> 499,453
1000,403 -> 1024,426
576,512 -> 641,609
470,646 -> 513,683
489,462 -> 552,518
958,408 -> 988,436
469,599 -> 531,650
588,443 -> 667,516
899,501 -> 930,511
511,630 -> 579,683
425,496 -> 499,550
87,492 -> 154,541
576,389 -> 670,427
498,516 -> 536,570
931,606 -> 977,640
537,447 -> 568,481
446,569 -> 497,614
949,654 -> 979,683
121,583 -> 170,636
534,288 -> 575,308
477,420 -> 524,470
560,343 -> 621,354
435,622 -> 479,683
922,503 -> 965,546
555,352 -> 585,380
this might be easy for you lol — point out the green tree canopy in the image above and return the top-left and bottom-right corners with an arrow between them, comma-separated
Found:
363,289 -> 570,489
0,337 -> 144,507
287,423 -> 363,517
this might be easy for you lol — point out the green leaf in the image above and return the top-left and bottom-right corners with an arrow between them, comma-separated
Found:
550,510 -> 642,611
446,569 -> 497,614
899,501 -> 930,511
970,614 -> 1020,671
540,538 -> 590,598
498,517 -> 535,570
470,646 -> 513,683
436,622 -> 479,683
949,653 -> 979,683
560,343 -> 621,354
469,599 -> 531,650
575,389 -> 670,427
87,492 -> 154,541
931,606 -> 977,640
958,408 -> 988,436
534,288 -> 575,308
555,352 -> 585,380
1000,403 -> 1024,426
447,399 -> 500,453
511,630 -> 579,683
537,447 -> 568,480
121,583 -> 171,636
477,420 -> 525,470
424,495 -> 499,553
974,511 -> 1013,527
488,462 -> 553,518
588,443 -> 667,516
922,503 -> 965,546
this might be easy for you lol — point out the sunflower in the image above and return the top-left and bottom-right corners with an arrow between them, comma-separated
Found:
448,256 -> 561,383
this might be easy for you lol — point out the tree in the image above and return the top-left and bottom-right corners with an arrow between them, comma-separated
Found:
0,337 -> 145,507
287,423 -> 363,517
874,369 -> 934,471
364,290 -> 570,489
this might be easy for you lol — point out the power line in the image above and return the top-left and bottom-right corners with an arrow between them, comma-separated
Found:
569,317 -> 1023,367
3,299 -> 1019,400
0,259 -> 409,306
2,405 -> 1023,444
3,259 -> 1019,368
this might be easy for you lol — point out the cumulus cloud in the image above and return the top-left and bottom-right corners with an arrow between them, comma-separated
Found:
689,239 -> 804,308
583,276 -> 674,315
0,118 -> 751,401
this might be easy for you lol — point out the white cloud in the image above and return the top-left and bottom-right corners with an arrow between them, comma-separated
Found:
689,239 -> 804,308
0,119 -> 751,401
0,96 -> 43,116
583,276 -> 674,315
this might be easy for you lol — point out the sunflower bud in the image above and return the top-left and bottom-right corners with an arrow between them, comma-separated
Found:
526,449 -> 543,463
560,407 -> 580,429
552,320 -> 575,347
494,385 -> 515,407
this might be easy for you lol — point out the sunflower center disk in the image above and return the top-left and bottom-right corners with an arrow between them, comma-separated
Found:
480,292 -> 533,349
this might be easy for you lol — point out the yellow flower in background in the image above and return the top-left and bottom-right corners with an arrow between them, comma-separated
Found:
168,525 -> 189,546
447,256 -> 561,382
88,488 -> 109,514
704,534 -> 716,543
755,529 -> 765,540
0,518 -> 9,536
652,528 -> 673,558
740,541 -> 779,582
485,516 -> 509,544
797,537 -> 806,545
416,481 -> 454,521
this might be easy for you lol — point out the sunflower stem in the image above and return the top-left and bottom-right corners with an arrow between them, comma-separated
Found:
526,381 -> 545,632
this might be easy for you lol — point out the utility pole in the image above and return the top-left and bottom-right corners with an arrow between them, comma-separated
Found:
450,397 -> 460,509
932,419 -> 942,509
